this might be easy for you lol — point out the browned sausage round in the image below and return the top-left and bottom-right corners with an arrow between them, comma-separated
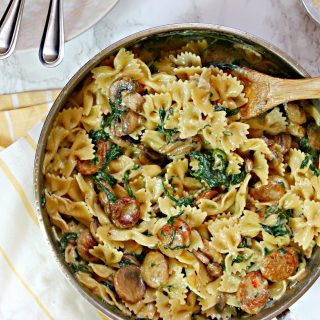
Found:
158,218 -> 191,250
114,265 -> 146,303
110,197 -> 141,229
273,133 -> 292,154
77,229 -> 98,262
195,189 -> 219,205
77,140 -> 108,175
261,247 -> 299,282
249,180 -> 285,202
236,271 -> 269,315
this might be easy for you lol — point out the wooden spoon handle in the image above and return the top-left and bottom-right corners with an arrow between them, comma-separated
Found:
269,77 -> 320,106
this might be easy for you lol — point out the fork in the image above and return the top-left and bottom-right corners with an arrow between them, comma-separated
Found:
0,0 -> 25,59
39,0 -> 64,67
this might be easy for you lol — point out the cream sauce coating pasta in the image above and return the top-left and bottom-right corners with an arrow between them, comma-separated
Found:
43,40 -> 320,319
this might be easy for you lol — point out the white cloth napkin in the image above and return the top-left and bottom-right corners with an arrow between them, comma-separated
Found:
0,122 -> 110,320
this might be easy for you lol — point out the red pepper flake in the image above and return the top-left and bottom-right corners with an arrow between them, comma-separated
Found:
67,247 -> 72,254
252,279 -> 258,288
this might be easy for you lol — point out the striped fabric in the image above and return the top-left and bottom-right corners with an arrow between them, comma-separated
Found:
0,91 -> 110,320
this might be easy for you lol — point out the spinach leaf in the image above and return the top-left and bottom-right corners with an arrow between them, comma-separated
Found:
89,118 -> 108,145
239,237 -> 248,248
104,144 -> 122,165
231,253 -> 253,266
122,170 -> 135,198
227,170 -> 246,187
95,171 -> 116,187
157,108 -> 178,143
167,211 -> 184,225
106,100 -> 126,127
69,263 -> 92,274
214,105 -> 239,117
300,155 -> 310,169
59,232 -> 77,252
164,228 -> 177,249
300,136 -> 317,162
162,181 -> 194,206
101,281 -> 114,291
93,175 -> 118,204
261,206 -> 291,237
190,151 -> 227,188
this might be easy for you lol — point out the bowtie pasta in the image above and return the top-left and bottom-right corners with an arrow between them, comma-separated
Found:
42,40 -> 320,319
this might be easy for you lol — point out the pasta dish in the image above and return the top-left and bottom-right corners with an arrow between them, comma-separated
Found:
42,40 -> 320,319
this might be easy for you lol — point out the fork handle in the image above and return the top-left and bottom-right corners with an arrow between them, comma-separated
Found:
39,0 -> 64,67
270,77 -> 320,106
0,0 -> 25,58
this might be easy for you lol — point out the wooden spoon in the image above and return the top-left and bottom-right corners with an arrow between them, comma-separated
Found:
211,64 -> 320,119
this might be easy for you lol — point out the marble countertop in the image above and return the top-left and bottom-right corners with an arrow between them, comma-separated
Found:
1,0 -> 319,319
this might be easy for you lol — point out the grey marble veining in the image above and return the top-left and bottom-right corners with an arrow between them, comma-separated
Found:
0,0 -> 319,95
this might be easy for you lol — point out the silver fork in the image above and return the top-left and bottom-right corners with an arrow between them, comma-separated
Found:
0,0 -> 25,59
39,0 -> 64,67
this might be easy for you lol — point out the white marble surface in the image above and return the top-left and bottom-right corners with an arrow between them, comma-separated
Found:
1,0 -> 319,318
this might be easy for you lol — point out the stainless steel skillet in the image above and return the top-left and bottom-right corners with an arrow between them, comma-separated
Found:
34,23 -> 320,320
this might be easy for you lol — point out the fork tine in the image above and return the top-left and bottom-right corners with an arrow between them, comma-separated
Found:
0,0 -> 25,59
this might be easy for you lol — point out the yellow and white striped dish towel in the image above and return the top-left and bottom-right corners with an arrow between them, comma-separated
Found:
0,91 -> 110,320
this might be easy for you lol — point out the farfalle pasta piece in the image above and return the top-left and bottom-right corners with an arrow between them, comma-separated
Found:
287,149 -> 310,181
141,130 -> 166,152
108,155 -> 135,181
45,191 -> 69,232
179,102 -> 207,138
220,122 -> 249,153
226,152 -> 243,175
239,210 -> 261,237
170,51 -> 202,67
208,216 -> 239,237
218,273 -> 241,293
55,107 -> 83,130
77,273 -> 130,315
210,225 -> 241,254
239,138 -> 271,156
163,266 -> 188,303
199,278 -> 221,311
199,187 -> 237,216
80,105 -> 102,131
92,48 -> 143,92
210,73 -> 245,101
45,173 -> 73,196
268,281 -> 287,300
290,200 -> 320,250
247,107 -> 287,135
230,173 -> 251,216
155,290 -> 171,320
43,126 -> 69,173
252,151 -> 269,185
225,248 -> 255,274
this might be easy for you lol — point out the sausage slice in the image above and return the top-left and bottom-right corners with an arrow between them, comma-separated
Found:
237,271 -> 269,315
261,247 -> 299,282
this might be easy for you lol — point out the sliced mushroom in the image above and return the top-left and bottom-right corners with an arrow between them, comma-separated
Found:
200,239 -> 223,264
307,123 -> 320,150
206,262 -> 223,279
121,254 -> 140,267
159,137 -> 201,156
114,265 -> 146,303
77,229 -> 98,262
122,91 -> 145,112
117,110 -> 144,136
109,77 -> 135,105
141,251 -> 169,288
193,250 -> 210,264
